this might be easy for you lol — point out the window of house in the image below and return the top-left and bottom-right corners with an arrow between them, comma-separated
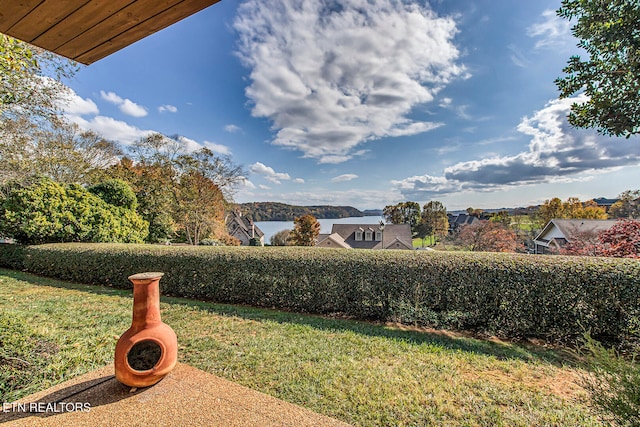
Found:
375,231 -> 382,241
365,231 -> 372,241
355,230 -> 363,241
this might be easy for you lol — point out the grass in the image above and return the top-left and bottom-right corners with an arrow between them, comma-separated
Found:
0,268 -> 603,426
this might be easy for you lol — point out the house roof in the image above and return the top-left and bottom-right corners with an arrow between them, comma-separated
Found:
227,210 -> 264,238
316,232 -> 351,249
534,218 -> 618,243
0,0 -> 220,64
329,223 -> 413,250
592,197 -> 619,207
447,214 -> 478,228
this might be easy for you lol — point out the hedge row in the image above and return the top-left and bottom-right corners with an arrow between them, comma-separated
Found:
1,243 -> 639,347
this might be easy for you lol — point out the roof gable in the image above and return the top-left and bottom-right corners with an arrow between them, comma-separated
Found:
535,219 -> 618,242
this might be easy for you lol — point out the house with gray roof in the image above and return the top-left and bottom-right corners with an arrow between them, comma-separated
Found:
447,213 -> 480,233
533,219 -> 617,254
316,223 -> 413,250
226,210 -> 265,246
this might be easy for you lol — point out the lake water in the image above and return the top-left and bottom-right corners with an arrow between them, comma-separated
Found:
256,216 -> 384,244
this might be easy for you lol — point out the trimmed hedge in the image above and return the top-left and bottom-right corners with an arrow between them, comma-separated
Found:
1,243 -> 639,347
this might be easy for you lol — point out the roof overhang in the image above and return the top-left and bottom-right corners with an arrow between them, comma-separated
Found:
0,0 -> 221,65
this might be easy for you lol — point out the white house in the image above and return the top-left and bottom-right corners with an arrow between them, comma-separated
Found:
533,219 -> 617,254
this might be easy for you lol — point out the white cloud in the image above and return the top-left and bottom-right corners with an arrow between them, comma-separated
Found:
249,162 -> 291,184
158,104 -> 178,113
175,136 -> 203,153
59,92 -> 99,116
331,173 -> 358,183
68,114 -> 152,145
120,99 -> 147,117
100,91 -> 123,104
293,178 -> 305,184
527,9 -> 572,49
234,0 -> 466,164
393,96 -> 640,200
238,177 -> 256,189
258,184 -> 271,190
507,44 -> 529,68
100,90 -> 148,117
224,124 -> 242,133
203,141 -> 232,155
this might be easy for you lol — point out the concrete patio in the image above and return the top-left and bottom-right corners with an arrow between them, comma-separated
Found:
0,363 -> 351,426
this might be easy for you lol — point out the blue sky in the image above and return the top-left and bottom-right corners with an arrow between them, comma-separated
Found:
61,0 -> 640,211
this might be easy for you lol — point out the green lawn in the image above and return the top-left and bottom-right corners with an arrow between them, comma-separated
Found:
0,269 -> 602,426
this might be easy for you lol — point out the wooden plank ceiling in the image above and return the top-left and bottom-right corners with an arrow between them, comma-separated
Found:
0,0 -> 221,64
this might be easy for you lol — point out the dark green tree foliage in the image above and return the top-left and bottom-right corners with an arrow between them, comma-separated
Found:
89,179 -> 138,210
0,177 -> 148,244
556,0 -> 640,137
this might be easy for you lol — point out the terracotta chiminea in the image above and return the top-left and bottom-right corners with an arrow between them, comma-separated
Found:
115,272 -> 177,387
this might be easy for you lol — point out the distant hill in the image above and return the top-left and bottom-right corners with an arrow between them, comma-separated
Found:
363,209 -> 383,216
237,202 -> 367,221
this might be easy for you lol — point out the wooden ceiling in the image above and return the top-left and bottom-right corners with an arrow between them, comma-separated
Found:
0,0 -> 221,65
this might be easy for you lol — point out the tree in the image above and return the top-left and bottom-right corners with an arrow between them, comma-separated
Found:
581,200 -> 609,219
420,201 -> 449,245
0,177 -> 148,244
539,197 -> 565,225
0,117 -> 121,186
0,34 -> 77,120
289,215 -> 320,246
555,0 -> 640,137
559,227 -> 602,256
383,202 -> 421,229
490,210 -> 511,227
609,190 -> 640,219
108,133 -> 246,244
173,171 -> 226,246
270,229 -> 292,246
539,196 -> 607,225
458,221 -> 519,252
106,157 -> 176,243
598,219 -> 640,258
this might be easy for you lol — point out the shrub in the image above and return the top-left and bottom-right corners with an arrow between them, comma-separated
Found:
199,238 -> 223,246
0,243 -> 25,270
88,179 -> 138,210
1,244 -> 639,348
0,177 -> 148,244
580,334 -> 640,426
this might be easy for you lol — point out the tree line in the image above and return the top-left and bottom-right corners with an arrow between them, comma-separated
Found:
383,191 -> 640,254
239,202 -> 363,221
0,35 -> 244,246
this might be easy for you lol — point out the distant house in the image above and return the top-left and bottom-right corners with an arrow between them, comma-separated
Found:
316,223 -> 413,250
592,197 -> 619,212
447,213 -> 480,233
533,219 -> 617,254
226,211 -> 265,246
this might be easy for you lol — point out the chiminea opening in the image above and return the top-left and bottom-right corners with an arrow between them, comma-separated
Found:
127,340 -> 162,371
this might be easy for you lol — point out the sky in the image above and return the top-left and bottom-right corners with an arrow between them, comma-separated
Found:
60,0 -> 640,211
